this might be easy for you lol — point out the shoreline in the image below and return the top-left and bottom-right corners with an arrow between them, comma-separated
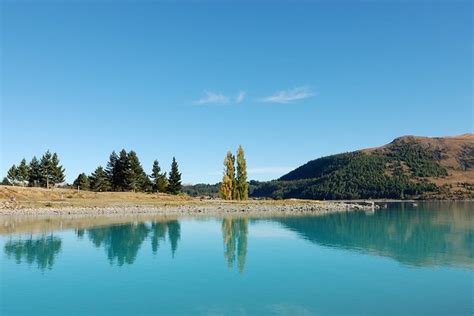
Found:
0,200 -> 377,216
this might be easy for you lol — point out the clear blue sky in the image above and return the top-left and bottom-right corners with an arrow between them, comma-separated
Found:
1,0 -> 472,184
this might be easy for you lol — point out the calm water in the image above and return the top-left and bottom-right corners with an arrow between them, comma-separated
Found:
1,202 -> 473,315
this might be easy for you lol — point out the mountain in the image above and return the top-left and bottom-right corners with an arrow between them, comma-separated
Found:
250,134 -> 474,200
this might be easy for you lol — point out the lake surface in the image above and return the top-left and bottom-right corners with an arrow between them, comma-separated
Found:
1,202 -> 473,315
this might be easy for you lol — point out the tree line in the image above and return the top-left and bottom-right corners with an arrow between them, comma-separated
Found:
220,145 -> 249,200
4,151 -> 65,188
73,149 -> 182,194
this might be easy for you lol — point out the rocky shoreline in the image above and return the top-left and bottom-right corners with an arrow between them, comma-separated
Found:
0,201 -> 377,216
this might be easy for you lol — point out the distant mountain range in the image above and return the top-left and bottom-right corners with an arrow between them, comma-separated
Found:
250,134 -> 474,200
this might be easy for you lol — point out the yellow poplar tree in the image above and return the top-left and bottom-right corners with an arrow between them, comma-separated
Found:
220,151 -> 236,200
236,145 -> 249,200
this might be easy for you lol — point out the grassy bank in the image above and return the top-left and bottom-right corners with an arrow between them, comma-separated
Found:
0,185 -> 326,210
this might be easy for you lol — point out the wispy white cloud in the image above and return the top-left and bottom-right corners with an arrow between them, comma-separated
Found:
248,167 -> 294,174
194,91 -> 230,105
259,86 -> 315,104
235,91 -> 246,103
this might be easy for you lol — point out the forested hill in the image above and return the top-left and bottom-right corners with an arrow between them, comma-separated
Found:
251,134 -> 474,200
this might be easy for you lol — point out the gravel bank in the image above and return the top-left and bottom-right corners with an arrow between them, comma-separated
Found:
0,201 -> 377,216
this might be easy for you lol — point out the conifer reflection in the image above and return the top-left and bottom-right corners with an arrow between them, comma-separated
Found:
85,220 -> 181,265
4,234 -> 62,271
87,223 -> 150,265
150,220 -> 181,257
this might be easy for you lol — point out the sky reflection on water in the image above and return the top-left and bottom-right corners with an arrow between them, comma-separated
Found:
1,202 -> 472,315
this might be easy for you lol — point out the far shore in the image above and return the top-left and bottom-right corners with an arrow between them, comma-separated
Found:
0,185 -> 379,216
1,185 -> 470,217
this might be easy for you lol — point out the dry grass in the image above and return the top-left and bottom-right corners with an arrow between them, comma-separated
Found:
0,185 -> 197,209
0,185 -> 322,209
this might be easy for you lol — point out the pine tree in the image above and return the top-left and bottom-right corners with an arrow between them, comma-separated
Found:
236,145 -> 249,200
51,153 -> 65,184
168,157 -> 182,195
128,150 -> 150,192
28,156 -> 42,187
89,166 -> 111,192
151,160 -> 168,193
6,165 -> 18,185
39,151 -> 54,188
39,151 -> 65,188
116,149 -> 133,191
17,159 -> 30,184
1,177 -> 9,185
106,151 -> 119,190
73,173 -> 90,191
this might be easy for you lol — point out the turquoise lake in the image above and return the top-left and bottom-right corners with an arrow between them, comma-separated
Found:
1,202 -> 473,315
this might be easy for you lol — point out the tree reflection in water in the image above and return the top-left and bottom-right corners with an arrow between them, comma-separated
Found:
222,218 -> 248,273
4,234 -> 62,271
150,220 -> 181,257
85,220 -> 181,266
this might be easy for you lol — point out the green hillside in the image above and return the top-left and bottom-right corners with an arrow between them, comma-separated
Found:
251,135 -> 474,200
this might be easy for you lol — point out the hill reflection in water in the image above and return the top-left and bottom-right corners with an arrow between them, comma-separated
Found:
275,202 -> 473,269
2,202 -> 472,271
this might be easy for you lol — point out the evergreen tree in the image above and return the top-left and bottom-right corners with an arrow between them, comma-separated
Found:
28,156 -> 42,187
89,166 -> 111,192
236,145 -> 249,200
150,160 -> 168,193
39,151 -> 65,188
128,150 -> 151,192
73,173 -> 90,191
115,149 -> 133,191
106,151 -> 119,190
6,165 -> 18,185
17,159 -> 30,184
39,151 -> 54,188
168,157 -> 182,195
1,177 -> 9,185
51,153 -> 65,184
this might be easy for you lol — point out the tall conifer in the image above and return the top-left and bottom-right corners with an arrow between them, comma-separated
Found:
28,156 -> 42,187
106,151 -> 119,190
40,151 -> 54,188
116,149 -> 133,191
128,150 -> 150,192
73,173 -> 90,190
151,160 -> 168,193
89,166 -> 111,192
168,157 -> 182,195
7,165 -> 18,185
51,153 -> 65,184
17,159 -> 30,184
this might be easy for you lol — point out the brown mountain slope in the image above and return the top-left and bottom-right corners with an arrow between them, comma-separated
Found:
365,134 -> 474,169
365,134 -> 474,198
252,134 -> 474,200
